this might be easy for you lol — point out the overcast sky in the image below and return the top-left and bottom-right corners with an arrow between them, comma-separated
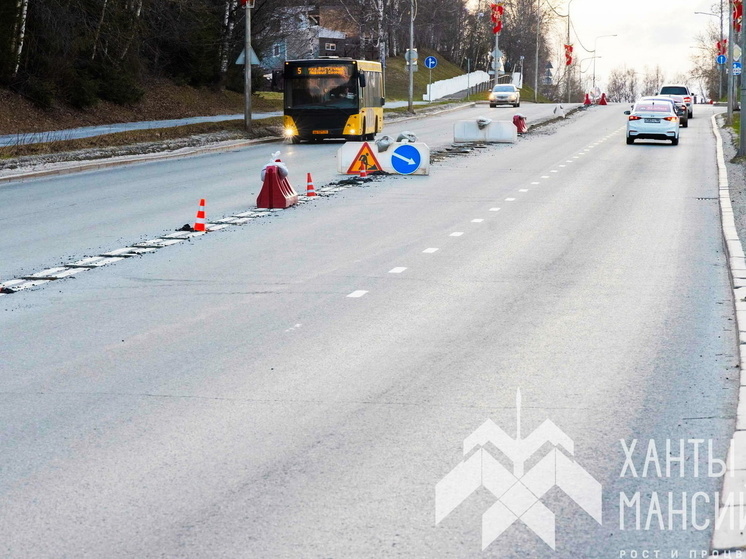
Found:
561,0 -> 722,91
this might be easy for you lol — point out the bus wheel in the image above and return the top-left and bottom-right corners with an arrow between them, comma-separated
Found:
291,136 -> 301,144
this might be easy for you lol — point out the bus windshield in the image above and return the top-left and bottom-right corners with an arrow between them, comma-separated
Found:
285,64 -> 358,110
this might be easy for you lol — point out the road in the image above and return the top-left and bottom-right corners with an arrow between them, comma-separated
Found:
0,103 -> 738,558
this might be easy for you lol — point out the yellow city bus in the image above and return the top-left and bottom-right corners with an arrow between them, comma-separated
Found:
283,58 -> 384,143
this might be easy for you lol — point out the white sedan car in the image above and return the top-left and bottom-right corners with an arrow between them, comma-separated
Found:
625,100 -> 680,146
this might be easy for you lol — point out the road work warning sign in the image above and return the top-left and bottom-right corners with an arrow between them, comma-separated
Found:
337,142 -> 430,175
346,143 -> 382,174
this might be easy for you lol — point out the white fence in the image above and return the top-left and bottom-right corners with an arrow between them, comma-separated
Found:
423,71 -> 492,101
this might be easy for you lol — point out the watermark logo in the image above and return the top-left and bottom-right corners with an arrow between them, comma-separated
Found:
435,389 -> 603,550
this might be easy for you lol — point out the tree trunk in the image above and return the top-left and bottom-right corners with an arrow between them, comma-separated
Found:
218,0 -> 237,89
120,0 -> 143,61
11,0 -> 28,77
91,0 -> 109,61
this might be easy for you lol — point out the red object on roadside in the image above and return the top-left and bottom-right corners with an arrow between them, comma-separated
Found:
256,165 -> 298,209
584,93 -> 592,105
512,114 -> 527,134
599,93 -> 608,105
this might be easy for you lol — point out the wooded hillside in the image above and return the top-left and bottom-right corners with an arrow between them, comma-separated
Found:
0,0 -> 557,109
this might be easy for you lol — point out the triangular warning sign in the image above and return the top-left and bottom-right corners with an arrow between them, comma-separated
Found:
346,143 -> 382,174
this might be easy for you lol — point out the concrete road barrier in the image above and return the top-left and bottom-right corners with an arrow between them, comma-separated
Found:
453,120 -> 517,143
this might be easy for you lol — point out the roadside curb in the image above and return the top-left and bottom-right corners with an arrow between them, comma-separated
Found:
0,104 -> 476,184
0,136 -> 281,184
710,114 -> 746,554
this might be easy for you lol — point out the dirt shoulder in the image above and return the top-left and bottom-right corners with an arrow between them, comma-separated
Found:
0,79 -> 256,135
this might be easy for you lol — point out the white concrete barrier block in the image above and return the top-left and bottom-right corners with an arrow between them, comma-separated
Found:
454,120 -> 517,143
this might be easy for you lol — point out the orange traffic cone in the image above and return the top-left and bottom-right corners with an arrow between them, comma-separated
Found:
193,198 -> 206,231
359,165 -> 368,178
306,173 -> 317,196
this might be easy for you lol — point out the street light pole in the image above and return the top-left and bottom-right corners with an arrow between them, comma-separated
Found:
696,9 -> 726,101
244,1 -> 252,134
566,0 -> 574,103
591,34 -> 617,91
729,12 -> 735,122
408,0 -> 414,113
534,0 -> 540,102
740,9 -> 746,156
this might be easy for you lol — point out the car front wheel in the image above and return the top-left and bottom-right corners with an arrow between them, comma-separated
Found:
671,137 -> 679,146
626,137 -> 634,145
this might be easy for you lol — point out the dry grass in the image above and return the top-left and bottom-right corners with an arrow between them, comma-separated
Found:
0,118 -> 282,160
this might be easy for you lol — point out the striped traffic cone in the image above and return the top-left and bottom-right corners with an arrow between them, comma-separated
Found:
359,165 -> 368,178
306,173 -> 317,197
193,198 -> 207,231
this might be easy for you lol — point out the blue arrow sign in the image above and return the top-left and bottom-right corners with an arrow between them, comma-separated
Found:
424,56 -> 438,69
735,61 -> 743,75
391,144 -> 422,175
717,54 -> 727,65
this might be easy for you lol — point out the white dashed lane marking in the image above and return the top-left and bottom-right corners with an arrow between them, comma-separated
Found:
519,189 -> 529,193
505,198 -> 516,202
423,248 -> 439,253
389,267 -> 407,274
472,219 -> 484,223
347,290 -> 368,298
450,232 -> 464,237
489,208 -> 501,212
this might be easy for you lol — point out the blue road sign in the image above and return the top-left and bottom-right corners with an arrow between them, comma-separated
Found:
735,61 -> 743,75
424,56 -> 438,69
717,54 -> 727,65
391,144 -> 422,175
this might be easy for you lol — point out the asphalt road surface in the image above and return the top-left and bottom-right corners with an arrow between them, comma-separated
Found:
0,104 -> 738,558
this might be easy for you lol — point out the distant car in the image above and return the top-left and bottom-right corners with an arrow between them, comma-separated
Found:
625,99 -> 680,145
489,84 -> 520,108
643,95 -> 688,127
658,84 -> 694,118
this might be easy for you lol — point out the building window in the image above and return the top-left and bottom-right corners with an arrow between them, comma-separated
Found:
325,43 -> 336,52
273,43 -> 281,57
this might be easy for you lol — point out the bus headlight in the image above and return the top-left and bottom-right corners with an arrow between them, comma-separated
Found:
284,127 -> 296,137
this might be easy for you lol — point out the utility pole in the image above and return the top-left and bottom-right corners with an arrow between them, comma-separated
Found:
494,12 -> 500,87
244,0 -> 252,133
741,8 -> 746,156
729,2 -> 735,124
565,0 -> 575,103
534,0 -> 540,102
408,0 -> 414,113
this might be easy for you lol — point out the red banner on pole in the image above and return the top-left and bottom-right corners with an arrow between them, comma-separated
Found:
490,3 -> 504,34
734,0 -> 743,32
564,44 -> 574,66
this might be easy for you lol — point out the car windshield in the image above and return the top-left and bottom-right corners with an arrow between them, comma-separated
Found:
492,85 -> 516,92
659,86 -> 688,95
